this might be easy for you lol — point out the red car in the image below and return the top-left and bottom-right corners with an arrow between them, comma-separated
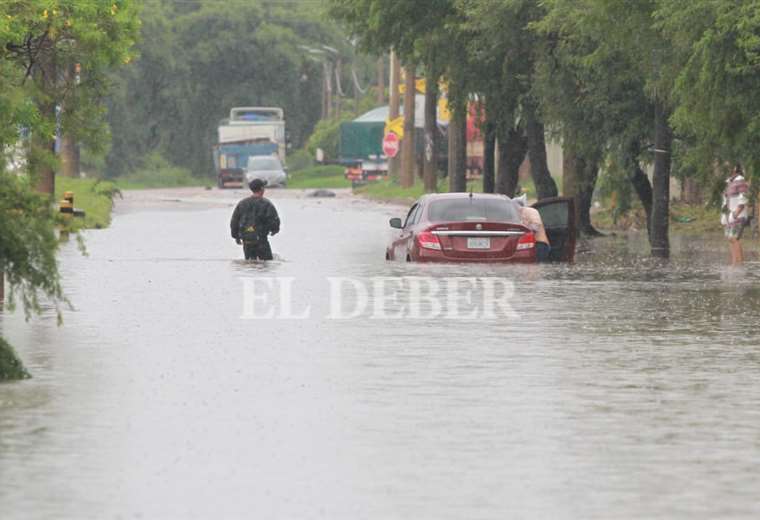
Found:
386,193 -> 576,263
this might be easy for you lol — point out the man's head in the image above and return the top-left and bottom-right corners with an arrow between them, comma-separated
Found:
732,163 -> 744,178
249,178 -> 267,195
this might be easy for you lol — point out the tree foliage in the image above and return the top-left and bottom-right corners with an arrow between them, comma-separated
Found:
1,0 -> 138,376
106,0 -> 362,178
327,0 -> 760,254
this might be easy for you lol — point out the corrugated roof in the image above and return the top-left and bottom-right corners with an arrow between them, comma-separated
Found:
352,95 -> 445,128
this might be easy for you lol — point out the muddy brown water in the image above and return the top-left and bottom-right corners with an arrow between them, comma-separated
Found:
1,188 -> 760,519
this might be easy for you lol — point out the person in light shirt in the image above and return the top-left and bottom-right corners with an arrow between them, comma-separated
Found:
721,164 -> 750,266
514,194 -> 551,262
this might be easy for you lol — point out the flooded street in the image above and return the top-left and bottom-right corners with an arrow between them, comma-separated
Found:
2,187 -> 760,519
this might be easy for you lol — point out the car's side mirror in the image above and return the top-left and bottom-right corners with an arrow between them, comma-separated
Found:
389,217 -> 403,229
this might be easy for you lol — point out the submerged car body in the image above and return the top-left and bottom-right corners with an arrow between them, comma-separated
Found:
245,156 -> 288,188
386,193 -> 576,263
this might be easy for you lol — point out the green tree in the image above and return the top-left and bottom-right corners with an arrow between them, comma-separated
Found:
535,1 -> 655,236
2,0 -> 139,193
460,0 -> 560,200
0,0 -> 138,378
106,0 -> 338,179
661,0 -> 760,182
537,0 -> 680,256
329,0 -> 465,191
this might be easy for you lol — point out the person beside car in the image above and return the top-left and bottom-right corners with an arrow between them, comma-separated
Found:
515,194 -> 551,262
230,179 -> 280,260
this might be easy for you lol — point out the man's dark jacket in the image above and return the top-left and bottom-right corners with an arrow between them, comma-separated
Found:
230,196 -> 281,242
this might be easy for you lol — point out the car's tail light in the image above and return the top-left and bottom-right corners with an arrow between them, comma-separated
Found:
416,230 -> 442,250
516,232 -> 536,251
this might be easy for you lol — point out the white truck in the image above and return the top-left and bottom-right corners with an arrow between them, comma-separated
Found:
217,107 -> 286,160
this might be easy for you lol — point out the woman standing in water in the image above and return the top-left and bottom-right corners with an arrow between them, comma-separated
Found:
721,164 -> 750,265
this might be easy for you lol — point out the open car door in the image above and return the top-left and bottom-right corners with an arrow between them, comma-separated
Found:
532,197 -> 577,262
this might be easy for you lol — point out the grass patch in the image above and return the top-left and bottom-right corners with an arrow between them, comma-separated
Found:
287,165 -> 351,189
0,337 -> 30,381
115,153 -> 208,190
55,177 -> 118,230
592,201 -> 725,235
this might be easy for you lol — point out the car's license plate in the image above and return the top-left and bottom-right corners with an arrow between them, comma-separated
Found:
467,237 -> 491,249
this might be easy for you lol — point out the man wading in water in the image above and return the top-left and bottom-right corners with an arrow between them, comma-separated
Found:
230,179 -> 281,260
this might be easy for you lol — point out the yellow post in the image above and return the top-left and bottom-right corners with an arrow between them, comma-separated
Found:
59,200 -> 74,221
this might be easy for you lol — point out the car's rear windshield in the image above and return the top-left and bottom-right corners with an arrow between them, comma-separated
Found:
248,157 -> 281,170
427,198 -> 520,223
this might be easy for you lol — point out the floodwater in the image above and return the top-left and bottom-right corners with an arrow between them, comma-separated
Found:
1,187 -> 760,519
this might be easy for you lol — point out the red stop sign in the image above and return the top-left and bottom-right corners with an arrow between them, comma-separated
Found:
383,132 -> 400,158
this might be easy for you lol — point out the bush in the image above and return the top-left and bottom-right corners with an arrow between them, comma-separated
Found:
286,149 -> 315,172
0,337 -> 30,381
305,118 -> 344,161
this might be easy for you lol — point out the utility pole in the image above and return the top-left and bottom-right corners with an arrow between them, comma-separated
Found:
388,49 -> 401,179
400,64 -> 416,188
323,61 -> 333,119
334,57 -> 342,118
376,55 -> 385,104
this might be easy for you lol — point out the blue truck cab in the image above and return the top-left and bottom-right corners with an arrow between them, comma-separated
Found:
213,141 -> 278,188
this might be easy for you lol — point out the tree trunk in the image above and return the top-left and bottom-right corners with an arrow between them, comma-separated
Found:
482,118 -> 496,194
34,152 -> 56,195
400,64 -> 416,188
650,101 -> 672,258
625,140 -> 653,236
562,147 -> 578,200
525,103 -> 558,200
495,126 -> 526,197
576,155 -> 602,236
683,177 -> 702,204
388,50 -> 401,180
60,134 -> 79,178
423,65 -> 438,193
563,146 -> 582,231
31,102 -> 57,196
448,104 -> 467,192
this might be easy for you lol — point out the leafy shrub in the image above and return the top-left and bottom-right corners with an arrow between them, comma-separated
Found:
91,180 -> 123,204
0,338 -> 30,381
285,149 -> 314,172
305,118 -> 344,161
